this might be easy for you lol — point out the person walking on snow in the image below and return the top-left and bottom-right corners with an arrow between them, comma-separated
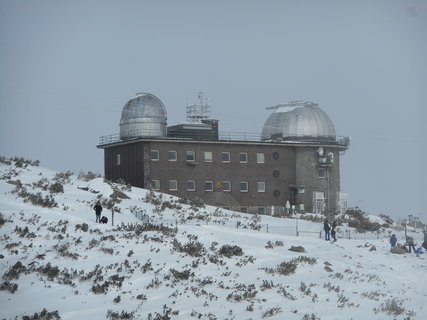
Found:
389,234 -> 397,248
331,221 -> 338,242
406,236 -> 416,253
324,219 -> 331,241
422,230 -> 427,251
93,202 -> 103,223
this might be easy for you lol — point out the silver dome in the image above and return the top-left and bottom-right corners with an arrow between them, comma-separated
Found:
120,92 -> 167,140
261,101 -> 336,141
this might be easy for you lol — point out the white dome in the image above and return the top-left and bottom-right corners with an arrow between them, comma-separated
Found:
261,101 -> 336,141
120,93 -> 167,140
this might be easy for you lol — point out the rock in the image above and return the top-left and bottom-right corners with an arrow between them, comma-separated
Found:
289,245 -> 305,253
265,241 -> 275,249
369,246 -> 376,251
324,261 -> 332,266
324,266 -> 333,272
391,247 -> 406,254
275,241 -> 284,247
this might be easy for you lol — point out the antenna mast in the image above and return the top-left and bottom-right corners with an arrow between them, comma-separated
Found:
186,91 -> 212,122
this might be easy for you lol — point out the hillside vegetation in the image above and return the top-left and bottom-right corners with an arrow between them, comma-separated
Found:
0,157 -> 426,320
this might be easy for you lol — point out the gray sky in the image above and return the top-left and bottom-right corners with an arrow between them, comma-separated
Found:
1,0 -> 426,221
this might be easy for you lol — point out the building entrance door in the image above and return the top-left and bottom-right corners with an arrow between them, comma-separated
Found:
313,192 -> 325,213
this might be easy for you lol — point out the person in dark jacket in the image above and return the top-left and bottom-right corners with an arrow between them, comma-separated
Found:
331,221 -> 338,242
93,202 -> 103,223
406,236 -> 416,253
422,230 -> 427,251
324,219 -> 331,241
389,234 -> 397,248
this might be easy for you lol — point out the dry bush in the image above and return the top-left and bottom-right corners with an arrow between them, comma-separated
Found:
78,171 -> 101,181
375,298 -> 405,316
172,239 -> 206,257
106,310 -> 135,320
21,309 -> 60,320
0,281 -> 18,293
346,208 -> 381,232
53,171 -> 73,184
0,213 -> 6,227
219,244 -> 243,258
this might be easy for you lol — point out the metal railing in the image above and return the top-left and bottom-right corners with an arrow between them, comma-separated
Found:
134,212 -> 387,240
98,130 -> 350,148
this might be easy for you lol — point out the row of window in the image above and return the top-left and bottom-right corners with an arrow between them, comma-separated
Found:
151,180 -> 266,193
150,150 -> 266,164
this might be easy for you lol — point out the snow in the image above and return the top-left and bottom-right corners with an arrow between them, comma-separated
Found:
0,159 -> 426,320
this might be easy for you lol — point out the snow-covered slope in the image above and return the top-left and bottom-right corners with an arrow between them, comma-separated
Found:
0,159 -> 426,320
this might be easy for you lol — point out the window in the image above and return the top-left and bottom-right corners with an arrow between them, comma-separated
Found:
256,153 -> 265,164
222,181 -> 231,192
168,180 -> 177,191
240,207 -> 248,213
257,182 -> 266,193
221,152 -> 230,163
151,150 -> 159,161
187,180 -> 196,191
151,180 -> 160,190
240,181 -> 248,192
168,151 -> 177,161
223,206 -> 231,210
204,151 -> 213,162
239,152 -> 248,163
186,151 -> 195,162
318,168 -> 326,178
116,154 -> 121,166
205,181 -> 213,191
257,207 -> 266,215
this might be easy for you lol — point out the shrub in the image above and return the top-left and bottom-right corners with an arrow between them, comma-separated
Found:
172,239 -> 206,257
276,261 -> 297,276
91,281 -> 110,294
3,261 -> 27,280
21,309 -> 60,320
116,178 -> 132,192
379,213 -> 393,224
0,281 -> 18,293
262,307 -> 282,319
170,268 -> 193,281
0,213 -> 6,227
375,298 -> 405,316
49,182 -> 64,193
11,185 -> 58,208
75,223 -> 89,232
106,310 -> 135,320
53,171 -> 73,184
346,208 -> 381,232
78,171 -> 101,181
53,243 -> 80,260
263,256 -> 315,276
14,226 -> 36,238
0,156 -> 12,165
226,283 -> 257,302
219,244 -> 243,258
38,263 -> 60,280
114,222 -> 177,237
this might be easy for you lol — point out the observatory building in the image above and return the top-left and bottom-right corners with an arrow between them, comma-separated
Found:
97,93 -> 350,215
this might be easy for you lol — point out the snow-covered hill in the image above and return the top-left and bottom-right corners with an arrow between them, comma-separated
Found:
0,158 -> 426,320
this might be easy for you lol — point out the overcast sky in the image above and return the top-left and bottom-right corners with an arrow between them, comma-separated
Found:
1,0 -> 426,220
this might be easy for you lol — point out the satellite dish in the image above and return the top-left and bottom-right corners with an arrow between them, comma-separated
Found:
317,147 -> 324,156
